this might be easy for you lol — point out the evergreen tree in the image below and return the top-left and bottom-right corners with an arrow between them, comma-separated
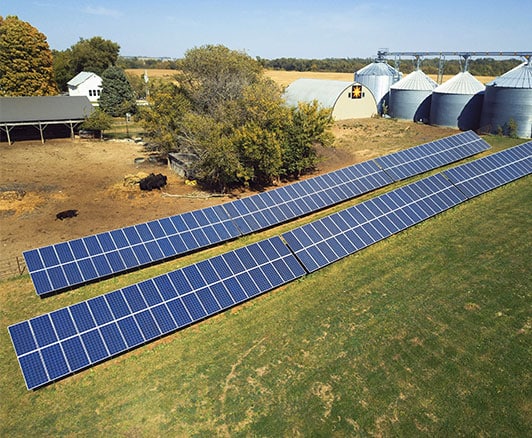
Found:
0,15 -> 58,96
99,66 -> 136,117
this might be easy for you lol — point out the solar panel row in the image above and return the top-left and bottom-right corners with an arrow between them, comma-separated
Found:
375,129 -> 489,181
283,142 -> 531,273
443,140 -> 532,198
282,174 -> 467,272
9,143 -> 530,390
23,131 -> 490,296
9,236 -> 306,390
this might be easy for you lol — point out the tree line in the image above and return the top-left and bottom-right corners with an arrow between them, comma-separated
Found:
119,55 -> 522,78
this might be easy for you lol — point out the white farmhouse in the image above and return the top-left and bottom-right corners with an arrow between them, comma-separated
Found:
67,72 -> 102,104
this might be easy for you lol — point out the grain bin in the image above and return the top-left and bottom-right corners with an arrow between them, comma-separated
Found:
388,70 -> 437,122
480,61 -> 532,138
355,60 -> 401,113
430,72 -> 485,130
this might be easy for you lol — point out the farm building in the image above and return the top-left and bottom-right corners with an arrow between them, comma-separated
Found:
430,72 -> 485,131
480,61 -> 532,138
67,71 -> 102,104
0,96 -> 94,144
388,69 -> 438,122
355,60 -> 402,113
283,79 -> 378,120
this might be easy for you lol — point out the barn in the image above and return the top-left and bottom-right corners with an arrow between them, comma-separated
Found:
283,79 -> 378,120
0,96 -> 94,144
67,71 -> 103,104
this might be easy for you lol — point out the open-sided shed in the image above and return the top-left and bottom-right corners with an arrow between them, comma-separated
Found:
0,96 -> 94,144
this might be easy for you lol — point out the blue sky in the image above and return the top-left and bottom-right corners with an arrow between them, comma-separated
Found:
3,0 -> 530,59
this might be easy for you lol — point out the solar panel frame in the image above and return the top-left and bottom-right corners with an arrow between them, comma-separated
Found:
10,236 -> 306,390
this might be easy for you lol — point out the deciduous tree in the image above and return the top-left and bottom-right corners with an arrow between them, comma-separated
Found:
0,15 -> 58,96
53,36 -> 120,91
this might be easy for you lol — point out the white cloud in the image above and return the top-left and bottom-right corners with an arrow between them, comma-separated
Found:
83,5 -> 122,17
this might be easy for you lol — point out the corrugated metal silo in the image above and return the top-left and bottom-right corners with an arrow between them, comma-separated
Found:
480,61 -> 532,138
430,72 -> 485,130
354,60 -> 401,113
388,70 -> 437,122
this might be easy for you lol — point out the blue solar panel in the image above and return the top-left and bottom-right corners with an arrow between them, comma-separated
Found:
10,236 -> 306,390
24,204 -> 241,296
24,132 -> 489,297
283,173 -> 468,272
376,130 -> 490,181
443,141 -> 532,198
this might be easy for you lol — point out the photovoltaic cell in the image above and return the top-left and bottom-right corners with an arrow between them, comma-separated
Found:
10,236 -> 306,390
443,141 -> 532,198
23,132 -> 489,296
375,130 -> 490,181
283,173 -> 469,272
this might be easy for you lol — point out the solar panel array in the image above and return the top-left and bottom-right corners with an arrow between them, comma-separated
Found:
283,143 -> 531,273
9,143 -> 531,390
223,160 -> 393,234
282,174 -> 467,272
23,131 -> 490,296
9,236 -> 306,390
375,130 -> 489,181
443,141 -> 532,198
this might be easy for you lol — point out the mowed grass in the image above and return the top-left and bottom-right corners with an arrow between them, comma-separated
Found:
1,143 -> 530,435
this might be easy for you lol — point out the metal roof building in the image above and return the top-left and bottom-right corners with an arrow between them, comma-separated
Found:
480,61 -> 532,138
0,96 -> 94,144
354,60 -> 402,113
283,79 -> 378,120
388,70 -> 437,122
430,72 -> 485,130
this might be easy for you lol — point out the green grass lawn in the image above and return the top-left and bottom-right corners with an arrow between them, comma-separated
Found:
1,142 -> 530,436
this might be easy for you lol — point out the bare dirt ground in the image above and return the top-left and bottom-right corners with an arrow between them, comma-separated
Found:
0,118 -> 456,267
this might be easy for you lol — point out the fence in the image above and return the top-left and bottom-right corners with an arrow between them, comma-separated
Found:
0,256 -> 26,280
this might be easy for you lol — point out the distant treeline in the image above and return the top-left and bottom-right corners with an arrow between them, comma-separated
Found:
118,56 -> 523,77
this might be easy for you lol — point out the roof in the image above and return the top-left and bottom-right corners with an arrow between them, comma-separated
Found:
0,96 -> 94,124
356,61 -> 400,77
433,72 -> 485,95
487,62 -> 532,89
390,70 -> 438,91
283,79 -> 355,109
67,71 -> 100,87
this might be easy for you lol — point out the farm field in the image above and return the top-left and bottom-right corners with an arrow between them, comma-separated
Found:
126,68 -> 496,87
0,120 -> 528,434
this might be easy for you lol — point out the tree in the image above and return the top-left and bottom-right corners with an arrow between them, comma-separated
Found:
282,101 -> 334,178
99,66 -> 136,117
176,45 -> 263,121
70,37 -> 119,76
81,109 -> 113,139
53,36 -> 120,91
140,45 -> 335,191
0,16 -> 58,96
52,48 -> 73,92
139,80 -> 190,153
